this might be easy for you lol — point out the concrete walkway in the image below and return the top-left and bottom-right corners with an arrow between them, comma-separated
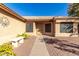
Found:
29,36 -> 49,56
13,36 -> 36,56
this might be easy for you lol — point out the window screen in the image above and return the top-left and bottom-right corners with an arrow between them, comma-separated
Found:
60,22 -> 73,33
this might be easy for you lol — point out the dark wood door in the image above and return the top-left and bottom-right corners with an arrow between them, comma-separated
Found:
78,24 -> 79,33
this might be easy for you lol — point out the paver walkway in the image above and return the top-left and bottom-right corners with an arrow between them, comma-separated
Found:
29,36 -> 49,56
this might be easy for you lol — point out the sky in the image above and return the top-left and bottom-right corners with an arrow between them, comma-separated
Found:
4,3 -> 68,16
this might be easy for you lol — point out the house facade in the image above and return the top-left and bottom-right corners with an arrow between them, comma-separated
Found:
0,4 -> 26,44
0,4 -> 79,44
24,16 -> 79,37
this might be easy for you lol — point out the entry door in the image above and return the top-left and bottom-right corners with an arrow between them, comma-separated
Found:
44,23 -> 52,35
78,24 -> 79,33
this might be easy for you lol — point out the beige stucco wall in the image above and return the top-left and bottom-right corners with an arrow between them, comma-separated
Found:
56,19 -> 79,23
0,9 -> 26,44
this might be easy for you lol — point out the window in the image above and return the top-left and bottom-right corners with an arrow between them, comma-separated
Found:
26,23 -> 33,32
45,23 -> 51,32
60,22 -> 73,33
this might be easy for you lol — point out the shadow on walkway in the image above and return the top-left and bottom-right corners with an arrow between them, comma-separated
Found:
44,37 -> 79,55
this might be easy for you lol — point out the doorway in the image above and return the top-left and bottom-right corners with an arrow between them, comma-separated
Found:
78,24 -> 79,33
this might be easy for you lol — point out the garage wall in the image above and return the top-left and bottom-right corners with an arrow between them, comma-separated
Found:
0,9 -> 26,44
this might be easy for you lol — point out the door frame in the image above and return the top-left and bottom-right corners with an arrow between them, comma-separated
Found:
43,22 -> 53,35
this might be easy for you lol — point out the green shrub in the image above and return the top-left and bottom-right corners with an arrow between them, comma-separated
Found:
0,42 -> 16,56
17,33 -> 30,39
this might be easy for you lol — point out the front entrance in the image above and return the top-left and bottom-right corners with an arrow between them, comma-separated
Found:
44,23 -> 52,35
78,24 -> 79,34
43,22 -> 55,36
36,23 -> 43,35
35,21 -> 55,36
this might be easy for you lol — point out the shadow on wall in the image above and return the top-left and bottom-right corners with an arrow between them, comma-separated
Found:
44,37 -> 79,55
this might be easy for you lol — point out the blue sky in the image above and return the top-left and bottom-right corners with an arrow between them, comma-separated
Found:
4,3 -> 68,16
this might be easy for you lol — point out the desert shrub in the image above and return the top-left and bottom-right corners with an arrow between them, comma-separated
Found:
17,33 -> 30,39
0,42 -> 16,56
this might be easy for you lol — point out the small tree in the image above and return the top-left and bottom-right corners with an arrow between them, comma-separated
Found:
68,3 -> 79,16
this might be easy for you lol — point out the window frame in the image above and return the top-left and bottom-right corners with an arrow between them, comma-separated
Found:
44,22 -> 52,34
60,22 -> 73,33
26,22 -> 33,32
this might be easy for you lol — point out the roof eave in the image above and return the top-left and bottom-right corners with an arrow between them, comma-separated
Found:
0,3 -> 27,22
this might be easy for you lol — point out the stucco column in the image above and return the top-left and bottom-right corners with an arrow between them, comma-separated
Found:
33,22 -> 36,36
73,22 -> 78,36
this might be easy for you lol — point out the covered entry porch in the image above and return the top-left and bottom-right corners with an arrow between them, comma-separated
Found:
25,16 -> 79,37
25,16 -> 55,36
35,21 -> 55,36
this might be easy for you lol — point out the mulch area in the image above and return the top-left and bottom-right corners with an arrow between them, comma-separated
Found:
44,37 -> 79,56
13,36 -> 36,56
